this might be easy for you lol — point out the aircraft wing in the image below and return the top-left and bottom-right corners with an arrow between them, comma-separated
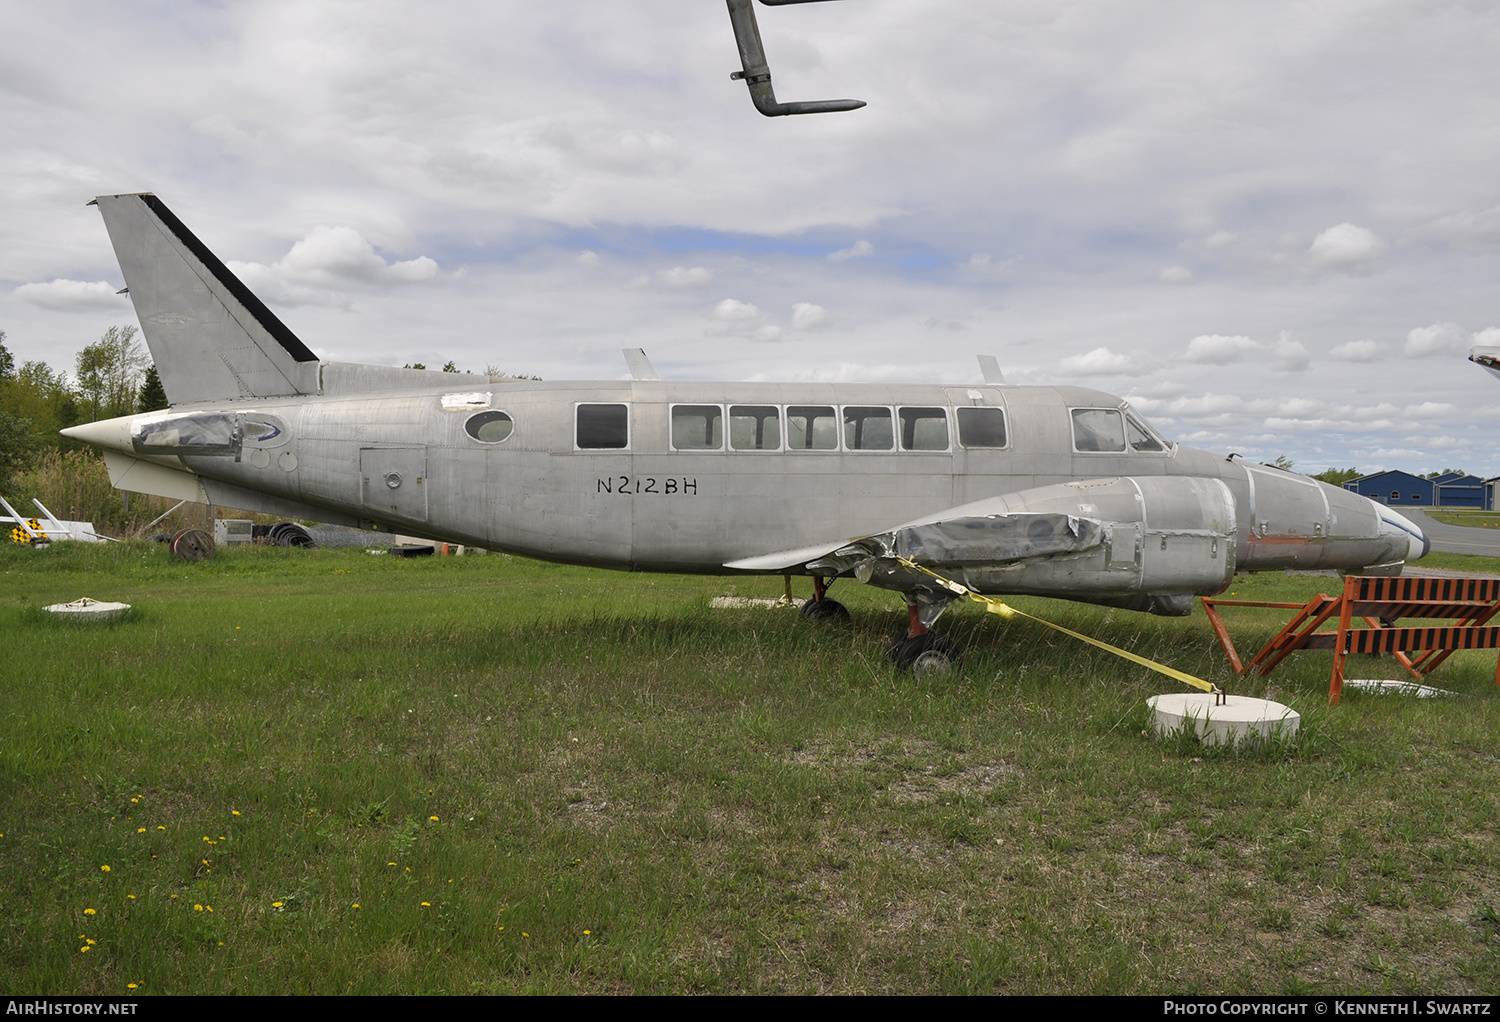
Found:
724,475 -> 1241,616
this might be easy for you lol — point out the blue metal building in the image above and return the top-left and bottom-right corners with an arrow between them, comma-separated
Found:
1344,470 -> 1435,506
1436,474 -> 1488,509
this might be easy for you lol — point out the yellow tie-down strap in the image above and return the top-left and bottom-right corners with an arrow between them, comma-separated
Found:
898,558 -> 1219,695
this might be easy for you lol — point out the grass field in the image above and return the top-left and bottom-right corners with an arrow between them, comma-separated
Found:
1426,509 -> 1500,530
2,540 -> 1499,995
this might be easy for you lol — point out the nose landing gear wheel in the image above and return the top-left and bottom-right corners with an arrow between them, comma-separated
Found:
887,633 -> 962,676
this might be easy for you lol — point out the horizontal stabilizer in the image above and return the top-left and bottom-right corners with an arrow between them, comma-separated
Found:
92,193 -> 320,405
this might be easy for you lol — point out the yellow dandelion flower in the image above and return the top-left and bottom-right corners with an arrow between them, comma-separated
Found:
170,895 -> 178,900
429,816 -> 439,822
158,826 -> 165,831
522,932 -> 529,938
388,862 -> 396,867
127,984 -> 138,990
231,810 -> 240,817
205,905 -> 213,912
84,908 -> 96,916
272,901 -> 283,908
352,903 -> 360,909
193,904 -> 204,912
137,828 -> 146,833
127,895 -> 135,900
80,946 -> 90,954
584,930 -> 591,935
130,797 -> 138,803
498,926 -> 504,931
86,939 -> 96,945
100,865 -> 110,872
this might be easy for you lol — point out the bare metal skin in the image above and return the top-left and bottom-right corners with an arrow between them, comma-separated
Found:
65,194 -> 1428,652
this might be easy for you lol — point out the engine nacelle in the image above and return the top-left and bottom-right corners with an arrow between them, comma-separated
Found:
810,476 -> 1238,613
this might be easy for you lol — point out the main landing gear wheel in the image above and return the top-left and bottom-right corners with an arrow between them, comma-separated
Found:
800,598 -> 851,622
887,633 -> 962,677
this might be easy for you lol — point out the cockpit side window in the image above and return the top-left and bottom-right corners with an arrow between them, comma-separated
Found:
576,403 -> 629,449
1071,408 -> 1126,453
956,407 -> 1006,448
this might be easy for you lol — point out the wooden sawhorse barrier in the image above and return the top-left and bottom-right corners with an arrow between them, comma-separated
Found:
1201,575 -> 1500,703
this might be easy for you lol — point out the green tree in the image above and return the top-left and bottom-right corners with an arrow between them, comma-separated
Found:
75,325 -> 148,421
1313,467 -> 1361,486
138,364 -> 168,412
0,405 -> 34,493
0,329 -> 13,382
1271,454 -> 1295,471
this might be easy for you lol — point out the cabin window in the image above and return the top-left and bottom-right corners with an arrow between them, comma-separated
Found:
899,407 -> 950,451
956,407 -> 1007,448
1125,413 -> 1165,452
843,406 -> 894,451
671,405 -> 723,450
1390,491 -> 1400,501
1071,408 -> 1126,453
576,403 -> 629,449
464,410 -> 514,444
786,405 -> 838,450
729,405 -> 781,450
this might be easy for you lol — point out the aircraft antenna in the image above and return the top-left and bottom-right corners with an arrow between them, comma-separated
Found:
726,0 -> 866,116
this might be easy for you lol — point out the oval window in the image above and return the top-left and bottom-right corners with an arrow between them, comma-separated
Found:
465,410 -> 514,444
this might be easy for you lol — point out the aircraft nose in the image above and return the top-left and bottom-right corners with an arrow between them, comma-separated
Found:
1375,504 -> 1429,562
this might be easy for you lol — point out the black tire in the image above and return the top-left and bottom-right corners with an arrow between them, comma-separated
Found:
799,598 -> 851,622
887,633 -> 962,676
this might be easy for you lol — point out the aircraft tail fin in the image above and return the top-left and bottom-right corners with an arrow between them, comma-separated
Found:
91,193 -> 320,405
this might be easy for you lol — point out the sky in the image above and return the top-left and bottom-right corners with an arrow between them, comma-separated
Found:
3,0 -> 1499,477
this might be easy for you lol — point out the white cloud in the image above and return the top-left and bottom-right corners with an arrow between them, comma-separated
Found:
577,250 -> 600,267
1159,265 -> 1192,283
14,279 -> 125,311
1405,435 -> 1466,449
1330,339 -> 1379,362
790,302 -> 828,330
827,240 -> 873,262
1203,231 -> 1237,249
227,226 -> 438,307
1403,402 -> 1454,419
1271,333 -> 1310,372
1058,346 -> 1144,376
1307,223 -> 1385,270
1184,334 -> 1259,364
657,266 -> 711,287
712,298 -> 761,322
1403,322 -> 1468,357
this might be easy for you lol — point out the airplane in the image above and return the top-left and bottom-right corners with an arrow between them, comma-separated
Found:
1472,344 -> 1500,382
61,193 -> 1429,674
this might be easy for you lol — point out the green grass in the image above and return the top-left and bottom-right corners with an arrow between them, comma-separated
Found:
1426,509 -> 1500,531
2,541 -> 1499,994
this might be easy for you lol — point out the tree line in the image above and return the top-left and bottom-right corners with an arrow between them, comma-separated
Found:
0,325 -> 166,491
